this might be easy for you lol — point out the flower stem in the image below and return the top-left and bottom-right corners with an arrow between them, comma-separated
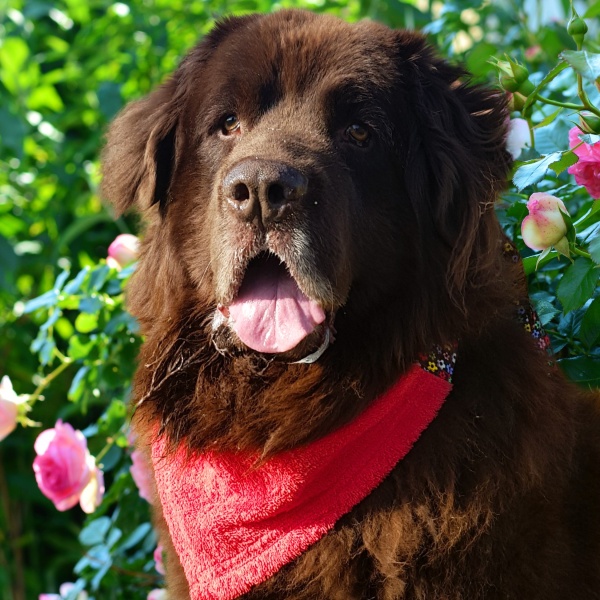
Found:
27,357 -> 74,405
571,246 -> 592,260
535,95 -> 585,111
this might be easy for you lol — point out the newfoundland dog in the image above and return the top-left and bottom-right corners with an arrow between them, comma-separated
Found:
101,9 -> 600,600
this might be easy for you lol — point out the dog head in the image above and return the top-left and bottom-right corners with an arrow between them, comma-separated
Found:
102,9 -> 511,367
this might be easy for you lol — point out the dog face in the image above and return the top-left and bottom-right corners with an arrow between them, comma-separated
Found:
102,9 -> 510,371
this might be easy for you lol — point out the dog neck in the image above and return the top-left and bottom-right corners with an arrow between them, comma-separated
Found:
151,357 -> 453,600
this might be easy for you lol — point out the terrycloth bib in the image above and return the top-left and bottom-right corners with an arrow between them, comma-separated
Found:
152,362 -> 453,600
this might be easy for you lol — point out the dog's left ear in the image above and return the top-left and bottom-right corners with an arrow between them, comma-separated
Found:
100,74 -> 183,216
395,33 -> 512,300
101,14 -> 260,216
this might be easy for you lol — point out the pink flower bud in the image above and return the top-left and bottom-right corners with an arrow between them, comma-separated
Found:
107,233 -> 140,269
0,376 -> 20,441
130,449 -> 154,503
567,127 -> 600,199
506,118 -> 530,160
147,589 -> 168,600
521,192 -> 569,251
33,421 -> 94,511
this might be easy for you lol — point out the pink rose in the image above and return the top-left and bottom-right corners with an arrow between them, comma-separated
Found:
506,118 -> 530,160
107,233 -> 140,269
521,192 -> 570,252
130,449 -> 154,503
0,375 -> 23,441
568,127 -> 600,198
154,544 -> 166,575
33,421 -> 103,512
147,590 -> 168,600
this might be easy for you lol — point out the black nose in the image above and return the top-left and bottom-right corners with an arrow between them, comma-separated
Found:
222,159 -> 308,225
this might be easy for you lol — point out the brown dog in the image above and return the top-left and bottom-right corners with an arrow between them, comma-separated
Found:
101,10 -> 600,599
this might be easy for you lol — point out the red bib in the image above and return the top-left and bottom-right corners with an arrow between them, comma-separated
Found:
152,364 -> 452,600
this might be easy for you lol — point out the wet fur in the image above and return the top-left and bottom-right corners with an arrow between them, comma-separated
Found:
101,10 -> 600,599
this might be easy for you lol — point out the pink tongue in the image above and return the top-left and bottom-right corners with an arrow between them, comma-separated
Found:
228,258 -> 326,354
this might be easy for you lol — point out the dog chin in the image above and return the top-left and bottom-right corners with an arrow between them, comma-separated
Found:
210,311 -> 334,363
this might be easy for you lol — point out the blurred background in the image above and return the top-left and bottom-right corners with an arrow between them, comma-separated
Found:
0,0 -> 596,598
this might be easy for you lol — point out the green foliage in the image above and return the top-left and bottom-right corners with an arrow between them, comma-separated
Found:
0,0 -> 599,598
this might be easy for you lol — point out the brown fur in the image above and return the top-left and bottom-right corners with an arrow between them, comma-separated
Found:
101,10 -> 600,599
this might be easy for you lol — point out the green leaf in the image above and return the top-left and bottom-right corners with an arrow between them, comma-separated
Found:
75,312 -> 99,333
558,356 -> 600,387
63,267 -> 90,295
585,1 -> 600,18
590,234 -> 600,265
27,85 -> 64,111
0,37 -> 29,92
513,152 -> 562,191
79,516 -> 111,546
580,297 -> 600,348
98,445 -> 122,472
549,150 -> 579,176
68,335 -> 94,360
533,108 -> 562,130
522,61 -> 569,113
560,50 -> 600,81
68,365 -> 90,401
0,107 -> 27,158
557,258 -> 598,313
22,289 -> 59,314
532,299 -> 560,326
79,296 -> 103,314
118,522 -> 153,552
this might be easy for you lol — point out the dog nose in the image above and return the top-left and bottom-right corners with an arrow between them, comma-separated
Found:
222,159 -> 308,224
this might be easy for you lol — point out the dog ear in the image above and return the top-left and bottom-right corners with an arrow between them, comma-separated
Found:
101,77 -> 181,216
101,15 -> 260,216
395,33 -> 511,303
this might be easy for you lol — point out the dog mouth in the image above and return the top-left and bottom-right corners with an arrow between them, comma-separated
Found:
213,252 -> 330,356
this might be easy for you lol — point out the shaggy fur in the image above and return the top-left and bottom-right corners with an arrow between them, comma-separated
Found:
101,10 -> 600,599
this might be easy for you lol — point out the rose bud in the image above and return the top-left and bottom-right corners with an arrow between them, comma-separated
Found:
107,233 -> 140,269
521,192 -> 570,252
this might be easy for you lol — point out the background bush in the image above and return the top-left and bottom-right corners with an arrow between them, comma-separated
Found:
0,0 -> 598,598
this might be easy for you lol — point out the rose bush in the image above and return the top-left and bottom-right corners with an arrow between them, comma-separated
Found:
1,1 -> 599,598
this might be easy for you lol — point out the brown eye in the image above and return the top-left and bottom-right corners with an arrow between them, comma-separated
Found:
345,123 -> 370,145
222,115 -> 241,135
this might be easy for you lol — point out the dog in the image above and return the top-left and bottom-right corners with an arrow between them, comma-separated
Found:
101,9 -> 600,599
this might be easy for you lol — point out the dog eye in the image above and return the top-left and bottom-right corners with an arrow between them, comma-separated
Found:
221,115 -> 241,135
345,123 -> 370,146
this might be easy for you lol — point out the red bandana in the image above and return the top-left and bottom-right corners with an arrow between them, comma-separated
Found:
151,364 -> 452,600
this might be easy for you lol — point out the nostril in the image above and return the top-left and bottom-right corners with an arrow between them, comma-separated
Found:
267,183 -> 286,206
232,183 -> 250,202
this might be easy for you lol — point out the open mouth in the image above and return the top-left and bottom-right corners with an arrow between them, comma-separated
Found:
215,252 -> 327,355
